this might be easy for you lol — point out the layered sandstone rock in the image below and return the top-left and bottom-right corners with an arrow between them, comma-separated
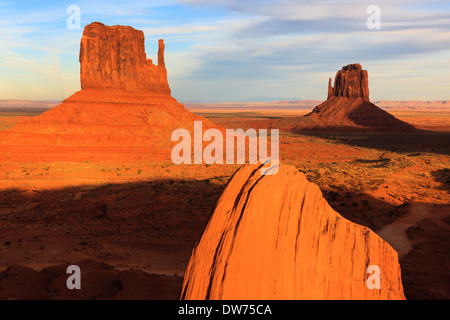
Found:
80,22 -> 170,94
304,64 -> 414,131
269,63 -> 415,132
327,78 -> 333,100
0,22 -> 213,160
329,63 -> 369,101
0,89 -> 207,149
181,164 -> 405,300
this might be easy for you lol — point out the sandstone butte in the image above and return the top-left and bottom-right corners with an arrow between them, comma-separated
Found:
0,22 -> 213,161
273,63 -> 416,133
181,164 -> 406,300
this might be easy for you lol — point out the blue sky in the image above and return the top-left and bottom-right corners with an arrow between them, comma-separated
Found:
0,0 -> 449,102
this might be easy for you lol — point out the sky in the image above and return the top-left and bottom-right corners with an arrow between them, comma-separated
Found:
0,0 -> 449,102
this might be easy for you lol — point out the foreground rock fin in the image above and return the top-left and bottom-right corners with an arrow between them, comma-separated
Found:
181,164 -> 405,300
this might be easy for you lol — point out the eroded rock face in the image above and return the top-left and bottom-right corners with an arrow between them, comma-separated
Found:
286,63 -> 416,132
0,22 -> 215,159
181,164 -> 405,300
329,63 -> 369,101
327,78 -> 334,100
80,22 -> 170,94
269,63 -> 415,132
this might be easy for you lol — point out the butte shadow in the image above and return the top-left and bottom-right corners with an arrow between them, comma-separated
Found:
0,177 -> 225,300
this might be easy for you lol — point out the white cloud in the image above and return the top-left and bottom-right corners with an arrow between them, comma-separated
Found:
142,24 -> 220,36
1,0 -> 449,101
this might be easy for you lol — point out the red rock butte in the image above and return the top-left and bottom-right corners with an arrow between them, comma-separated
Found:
181,164 -> 406,300
0,22 -> 213,162
80,22 -> 170,94
273,63 -> 416,133
327,63 -> 369,101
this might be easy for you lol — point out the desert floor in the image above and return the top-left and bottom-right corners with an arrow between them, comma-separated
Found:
0,108 -> 449,299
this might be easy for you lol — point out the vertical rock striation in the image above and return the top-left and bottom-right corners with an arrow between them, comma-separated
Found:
327,78 -> 334,100
181,164 -> 406,300
271,63 -> 416,132
0,21 -> 215,158
80,22 -> 170,94
329,63 -> 369,101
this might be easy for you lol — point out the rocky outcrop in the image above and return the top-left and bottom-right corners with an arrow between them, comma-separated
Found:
304,63 -> 414,131
158,39 -> 165,68
327,78 -> 333,100
329,63 -> 369,101
0,22 -> 214,160
80,22 -> 170,94
269,63 -> 416,132
0,89 -> 210,149
181,164 -> 405,300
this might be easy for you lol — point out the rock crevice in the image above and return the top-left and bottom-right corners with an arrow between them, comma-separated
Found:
0,22 -> 214,154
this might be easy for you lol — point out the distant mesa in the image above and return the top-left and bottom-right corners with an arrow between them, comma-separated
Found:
273,63 -> 416,133
0,22 -> 213,161
181,164 -> 406,300
0,100 -> 57,110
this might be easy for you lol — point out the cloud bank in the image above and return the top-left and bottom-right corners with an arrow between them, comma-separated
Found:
0,0 -> 449,101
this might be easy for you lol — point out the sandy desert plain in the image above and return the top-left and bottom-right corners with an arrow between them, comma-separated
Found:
0,100 -> 448,300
